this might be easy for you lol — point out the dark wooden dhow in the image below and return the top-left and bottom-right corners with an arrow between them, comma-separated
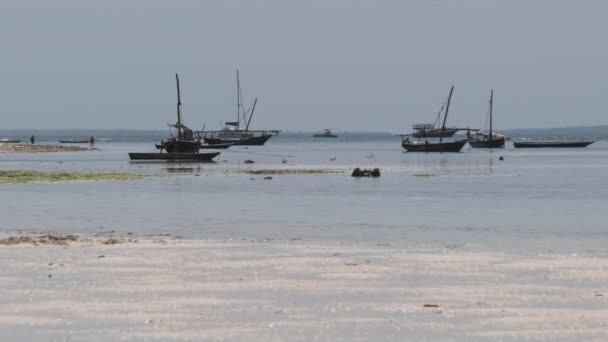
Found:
514,140 -> 594,148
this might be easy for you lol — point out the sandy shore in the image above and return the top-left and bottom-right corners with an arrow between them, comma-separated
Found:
0,234 -> 606,341
0,143 -> 91,153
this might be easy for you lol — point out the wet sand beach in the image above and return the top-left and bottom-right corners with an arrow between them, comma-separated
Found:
0,234 -> 606,341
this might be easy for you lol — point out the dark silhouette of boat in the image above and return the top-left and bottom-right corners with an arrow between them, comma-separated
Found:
313,129 -> 338,138
402,139 -> 468,152
514,140 -> 594,148
129,74 -> 221,162
129,152 -> 220,161
155,142 -> 233,150
204,135 -> 272,146
155,74 -> 202,154
401,86 -> 468,152
198,70 -> 278,146
469,90 -> 506,148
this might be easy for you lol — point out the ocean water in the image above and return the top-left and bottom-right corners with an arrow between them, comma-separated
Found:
1,133 -> 607,254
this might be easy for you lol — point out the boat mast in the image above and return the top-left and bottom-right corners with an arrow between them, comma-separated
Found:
176,73 -> 183,137
245,98 -> 257,132
489,89 -> 494,141
236,69 -> 241,130
440,85 -> 454,143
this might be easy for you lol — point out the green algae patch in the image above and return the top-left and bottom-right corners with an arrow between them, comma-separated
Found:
0,170 -> 146,184
243,169 -> 343,175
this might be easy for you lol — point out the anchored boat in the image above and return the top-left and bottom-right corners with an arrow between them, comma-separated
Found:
514,140 -> 595,148
401,86 -> 468,152
129,74 -> 220,162
197,70 -> 279,146
469,90 -> 506,148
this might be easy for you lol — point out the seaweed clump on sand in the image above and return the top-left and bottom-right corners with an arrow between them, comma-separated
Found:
0,234 -> 81,246
0,170 -> 145,184
244,169 -> 342,175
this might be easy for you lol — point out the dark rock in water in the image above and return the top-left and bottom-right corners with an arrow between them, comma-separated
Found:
244,160 -> 255,164
499,156 -> 504,161
352,167 -> 381,178
264,176 -> 272,180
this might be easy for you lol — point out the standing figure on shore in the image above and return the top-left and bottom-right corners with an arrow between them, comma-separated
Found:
30,135 -> 35,144
89,136 -> 95,149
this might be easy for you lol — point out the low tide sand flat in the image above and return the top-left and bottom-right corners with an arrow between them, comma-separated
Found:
0,234 -> 606,341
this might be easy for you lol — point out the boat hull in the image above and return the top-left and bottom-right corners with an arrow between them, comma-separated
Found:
128,152 -> 220,161
469,138 -> 505,148
204,135 -> 272,146
402,139 -> 468,152
514,141 -> 594,148
156,142 -> 233,150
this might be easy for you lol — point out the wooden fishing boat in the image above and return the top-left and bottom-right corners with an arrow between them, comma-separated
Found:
402,139 -> 468,152
469,90 -> 506,148
129,152 -> 220,161
204,135 -> 271,146
129,74 -> 221,161
514,140 -> 594,148
155,142 -> 233,150
401,86 -> 468,152
155,74 -> 203,154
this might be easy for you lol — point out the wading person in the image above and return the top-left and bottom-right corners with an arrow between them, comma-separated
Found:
30,135 -> 35,144
89,136 -> 95,149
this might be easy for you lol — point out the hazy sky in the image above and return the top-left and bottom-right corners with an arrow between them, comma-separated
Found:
1,1 -> 607,132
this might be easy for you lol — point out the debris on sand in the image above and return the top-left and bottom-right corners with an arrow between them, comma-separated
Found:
351,168 -> 381,178
244,169 -> 341,175
102,238 -> 123,245
423,304 -> 439,308
0,234 -> 80,246
0,143 -> 90,153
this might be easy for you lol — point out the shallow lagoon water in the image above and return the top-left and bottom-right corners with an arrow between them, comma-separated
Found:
1,136 -> 607,254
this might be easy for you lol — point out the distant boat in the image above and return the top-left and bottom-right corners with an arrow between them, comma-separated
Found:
401,86 -> 468,152
59,140 -> 89,144
514,140 -> 595,148
199,70 -> 279,146
0,138 -> 21,143
313,129 -> 338,138
469,90 -> 506,148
